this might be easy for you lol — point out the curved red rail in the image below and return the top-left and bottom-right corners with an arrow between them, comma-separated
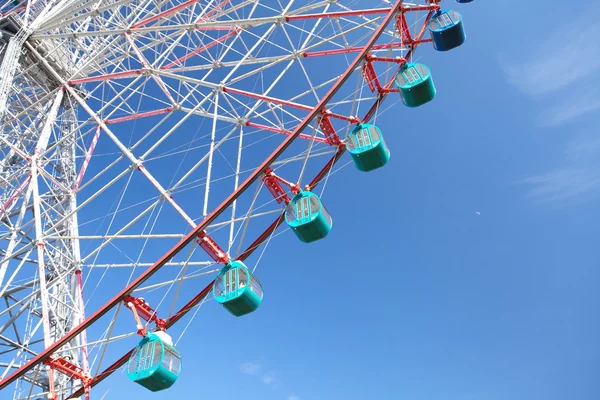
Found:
0,0 -> 411,393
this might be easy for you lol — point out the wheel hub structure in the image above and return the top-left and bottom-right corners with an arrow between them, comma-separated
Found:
0,0 -> 469,398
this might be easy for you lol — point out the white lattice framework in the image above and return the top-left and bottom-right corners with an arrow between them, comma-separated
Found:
0,0 -> 463,398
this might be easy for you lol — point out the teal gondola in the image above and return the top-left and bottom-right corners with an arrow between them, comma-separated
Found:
347,124 -> 390,172
285,191 -> 332,243
127,332 -> 181,392
213,260 -> 263,317
395,63 -> 436,108
429,10 -> 466,51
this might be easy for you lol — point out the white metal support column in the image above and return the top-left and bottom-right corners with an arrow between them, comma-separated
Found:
29,88 -> 65,399
0,31 -> 28,121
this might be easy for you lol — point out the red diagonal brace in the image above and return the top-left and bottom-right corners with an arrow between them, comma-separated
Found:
319,113 -> 343,146
396,11 -> 413,44
44,357 -> 91,386
124,295 -> 166,336
362,60 -> 381,93
196,232 -> 229,263
45,356 -> 92,399
262,168 -> 291,204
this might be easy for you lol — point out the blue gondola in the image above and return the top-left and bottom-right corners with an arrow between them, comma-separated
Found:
456,0 -> 473,3
429,10 -> 466,51
395,63 -> 436,108
213,260 -> 263,317
347,124 -> 390,172
127,331 -> 181,392
285,191 -> 332,243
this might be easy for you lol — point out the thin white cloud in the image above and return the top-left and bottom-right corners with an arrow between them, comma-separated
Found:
565,136 -> 600,162
240,361 -> 289,392
240,362 -> 261,376
536,90 -> 600,127
521,167 -> 600,205
261,373 -> 278,387
501,8 -> 600,96
288,396 -> 300,400
520,134 -> 600,205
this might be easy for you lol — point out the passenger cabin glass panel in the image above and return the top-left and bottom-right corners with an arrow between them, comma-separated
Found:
358,128 -> 372,148
224,268 -> 237,294
395,73 -> 407,87
349,127 -> 378,151
249,276 -> 263,299
151,341 -> 162,366
238,267 -> 247,288
140,341 -> 153,371
416,64 -> 429,77
368,126 -> 380,142
286,194 -> 322,223
302,197 -> 310,218
448,11 -> 461,21
292,196 -> 310,221
285,203 -> 296,222
321,205 -> 332,227
128,346 -> 141,374
309,195 -> 320,215
161,346 -> 181,375
357,131 -> 364,147
346,134 -> 357,151
404,67 -> 421,84
437,13 -> 453,28
213,275 -> 224,297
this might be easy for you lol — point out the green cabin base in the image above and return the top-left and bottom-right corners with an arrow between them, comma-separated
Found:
133,368 -> 178,392
399,79 -> 436,107
291,215 -> 332,243
221,289 -> 262,316
351,145 -> 390,171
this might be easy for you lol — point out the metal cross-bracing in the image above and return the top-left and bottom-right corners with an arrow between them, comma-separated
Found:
0,0 -> 471,398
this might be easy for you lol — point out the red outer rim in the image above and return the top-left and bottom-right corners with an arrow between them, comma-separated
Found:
0,0 -> 405,392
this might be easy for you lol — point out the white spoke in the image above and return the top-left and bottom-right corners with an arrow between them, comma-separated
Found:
0,1 -> 477,398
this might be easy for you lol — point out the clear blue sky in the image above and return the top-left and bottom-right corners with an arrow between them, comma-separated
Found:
92,1 -> 600,399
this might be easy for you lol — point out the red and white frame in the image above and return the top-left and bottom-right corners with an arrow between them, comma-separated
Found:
0,0 -> 450,398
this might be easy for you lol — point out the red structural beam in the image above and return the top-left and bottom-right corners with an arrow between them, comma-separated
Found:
104,107 -> 175,124
67,283 -> 216,399
245,121 -> 330,144
362,7 -> 436,122
303,38 -> 431,59
73,126 -> 101,192
238,214 -> 285,261
161,29 -> 239,70
286,7 -> 391,22
0,5 -> 25,17
262,169 -> 292,205
68,70 -> 144,85
1,175 -> 30,214
0,1 -> 403,391
238,147 -> 346,260
403,4 -> 440,13
131,0 -> 199,29
124,295 -> 167,334
66,147 -> 345,399
196,231 -> 229,263
131,0 -> 232,29
44,357 -> 91,386
224,87 -> 358,124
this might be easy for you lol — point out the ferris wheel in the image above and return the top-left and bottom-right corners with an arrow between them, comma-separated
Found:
0,0 -> 474,398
